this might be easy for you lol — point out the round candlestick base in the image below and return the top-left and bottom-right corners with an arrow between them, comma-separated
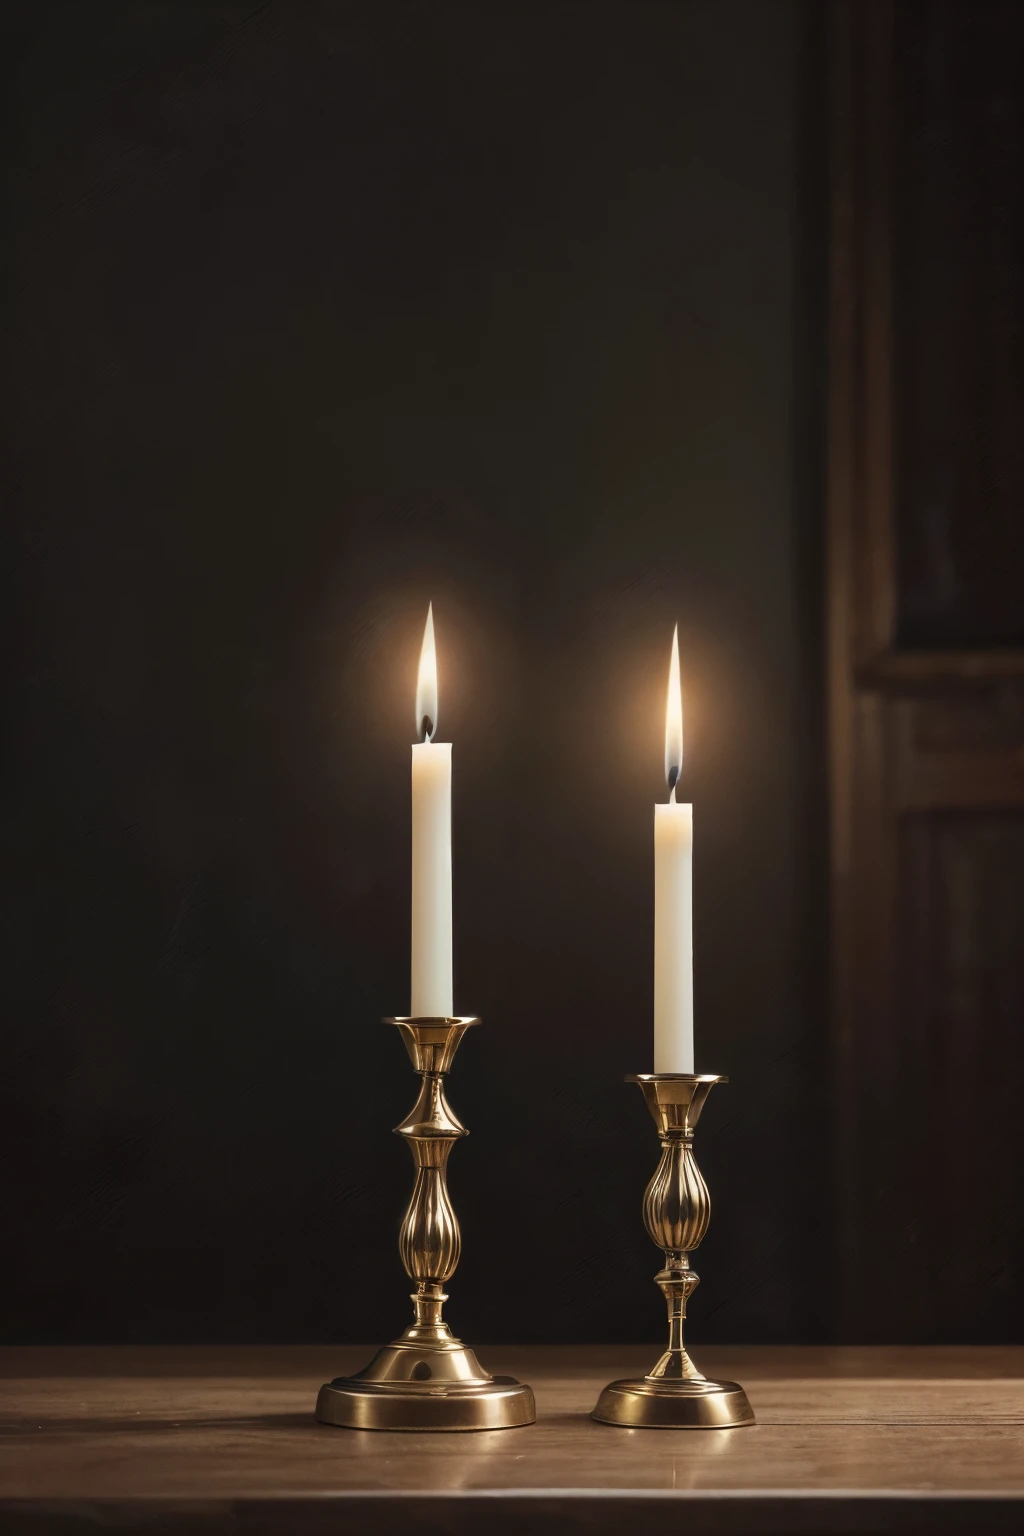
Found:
317,1329 -> 535,1432
592,1375 -> 754,1430
316,1368 -> 535,1433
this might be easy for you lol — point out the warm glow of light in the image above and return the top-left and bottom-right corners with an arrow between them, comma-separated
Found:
415,603 -> 439,741
664,624 -> 683,800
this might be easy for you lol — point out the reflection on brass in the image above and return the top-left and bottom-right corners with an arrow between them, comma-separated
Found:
592,1074 -> 754,1430
316,1018 -> 535,1432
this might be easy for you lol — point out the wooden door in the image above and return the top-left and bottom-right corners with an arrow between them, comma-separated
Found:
829,0 -> 1024,1340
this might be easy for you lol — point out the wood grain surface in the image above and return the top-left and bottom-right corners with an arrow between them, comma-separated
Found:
2,1346 -> 1023,1532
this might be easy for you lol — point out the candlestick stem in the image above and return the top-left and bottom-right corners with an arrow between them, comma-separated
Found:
315,1018 -> 535,1432
649,1253 -> 702,1380
592,1073 -> 754,1429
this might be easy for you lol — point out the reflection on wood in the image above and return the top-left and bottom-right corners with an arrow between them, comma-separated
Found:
1,1344 -> 1024,1536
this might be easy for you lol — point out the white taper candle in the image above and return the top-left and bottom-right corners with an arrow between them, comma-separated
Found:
653,626 -> 694,1072
411,604 -> 453,1017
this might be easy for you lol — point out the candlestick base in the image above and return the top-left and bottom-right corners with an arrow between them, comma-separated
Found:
315,1018 -> 535,1433
592,1376 -> 753,1429
592,1074 -> 754,1431
316,1320 -> 535,1432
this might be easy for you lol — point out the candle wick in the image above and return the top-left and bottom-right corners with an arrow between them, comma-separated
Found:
669,784 -> 676,805
668,764 -> 680,804
420,715 -> 434,743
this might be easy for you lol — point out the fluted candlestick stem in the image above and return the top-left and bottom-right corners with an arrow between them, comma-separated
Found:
315,1018 -> 535,1432
592,1074 -> 754,1429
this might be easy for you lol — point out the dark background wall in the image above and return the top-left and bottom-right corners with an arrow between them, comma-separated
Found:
2,1 -> 826,1345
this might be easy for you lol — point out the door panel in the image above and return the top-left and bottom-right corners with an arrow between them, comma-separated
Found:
829,0 -> 1024,1340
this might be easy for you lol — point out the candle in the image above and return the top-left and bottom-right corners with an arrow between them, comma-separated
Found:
411,603 -> 453,1017
654,625 -> 693,1073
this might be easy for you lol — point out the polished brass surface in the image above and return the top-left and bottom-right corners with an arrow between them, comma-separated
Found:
390,1015 -> 479,1075
592,1073 -> 754,1430
316,1017 -> 535,1432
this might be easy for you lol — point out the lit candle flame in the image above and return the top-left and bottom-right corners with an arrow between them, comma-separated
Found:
664,624 -> 683,801
415,602 -> 438,742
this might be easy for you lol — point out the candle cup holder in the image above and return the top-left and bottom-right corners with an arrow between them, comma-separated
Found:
316,1017 -> 535,1432
592,1074 -> 754,1430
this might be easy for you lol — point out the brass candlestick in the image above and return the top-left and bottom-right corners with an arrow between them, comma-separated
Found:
316,1017 -> 535,1431
592,1074 -> 754,1429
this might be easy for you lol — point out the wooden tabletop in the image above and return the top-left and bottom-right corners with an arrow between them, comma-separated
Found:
2,1345 -> 1023,1533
